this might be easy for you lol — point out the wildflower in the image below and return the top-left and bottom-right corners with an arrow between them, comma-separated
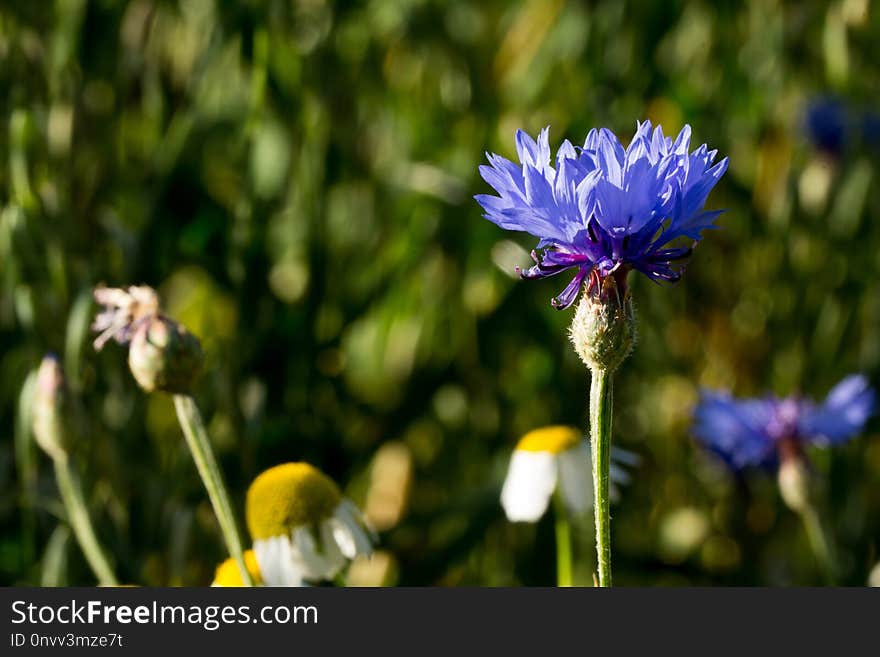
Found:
861,111 -> 880,150
501,426 -> 637,522
92,285 -> 202,394
692,375 -> 875,471
212,550 -> 265,587
803,96 -> 849,156
694,375 -> 874,582
477,122 -> 726,586
246,463 -> 375,585
475,121 -> 728,310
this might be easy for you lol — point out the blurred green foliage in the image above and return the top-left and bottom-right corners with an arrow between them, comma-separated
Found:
1,0 -> 879,586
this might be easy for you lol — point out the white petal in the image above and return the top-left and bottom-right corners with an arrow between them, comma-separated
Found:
290,527 -> 332,580
254,535 -> 305,587
329,518 -> 358,559
319,521 -> 347,572
348,523 -> 374,557
290,525 -> 347,581
339,499 -> 378,542
500,450 -> 558,522
252,536 -> 282,585
334,502 -> 375,556
558,442 -> 593,514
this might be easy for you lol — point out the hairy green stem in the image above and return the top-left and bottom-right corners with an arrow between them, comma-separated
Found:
590,369 -> 613,587
799,505 -> 837,585
552,489 -> 573,587
53,457 -> 118,586
173,394 -> 253,586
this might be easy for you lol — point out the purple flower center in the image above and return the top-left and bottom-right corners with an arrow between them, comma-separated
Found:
765,398 -> 803,442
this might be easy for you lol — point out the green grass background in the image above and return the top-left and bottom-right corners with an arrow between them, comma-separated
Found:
1,0 -> 878,586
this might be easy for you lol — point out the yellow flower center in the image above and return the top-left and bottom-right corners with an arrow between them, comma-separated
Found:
213,550 -> 263,586
246,462 -> 343,540
515,425 -> 581,454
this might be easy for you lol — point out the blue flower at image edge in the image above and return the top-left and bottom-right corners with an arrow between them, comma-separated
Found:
475,121 -> 728,309
693,375 -> 877,470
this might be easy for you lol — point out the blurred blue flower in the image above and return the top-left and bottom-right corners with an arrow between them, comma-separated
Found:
475,122 -> 728,309
693,375 -> 876,470
803,96 -> 849,155
861,110 -> 880,150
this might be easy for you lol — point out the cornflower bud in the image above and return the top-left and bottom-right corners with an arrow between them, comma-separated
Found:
32,354 -> 68,462
569,273 -> 636,373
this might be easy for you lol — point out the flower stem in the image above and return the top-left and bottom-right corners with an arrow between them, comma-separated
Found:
53,457 -> 118,586
552,489 -> 573,587
590,368 -> 613,587
799,505 -> 837,585
173,394 -> 253,586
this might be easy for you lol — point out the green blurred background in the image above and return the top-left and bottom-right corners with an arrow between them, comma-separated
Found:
1,0 -> 879,586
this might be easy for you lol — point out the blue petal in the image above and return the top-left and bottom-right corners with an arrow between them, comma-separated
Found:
672,124 -> 692,155
515,127 -> 551,173
692,391 -> 777,469
556,139 -> 577,165
575,169 -> 601,219
680,156 -> 729,220
515,130 -> 539,168
799,375 -> 876,445
583,128 -> 600,150
659,209 -> 724,245
478,162 -> 524,201
523,163 -> 556,207
596,129 -> 625,186
649,124 -> 669,162
496,207 -> 569,242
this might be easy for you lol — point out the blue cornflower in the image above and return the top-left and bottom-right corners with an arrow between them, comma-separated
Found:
803,96 -> 849,156
861,110 -> 880,150
693,375 -> 876,470
475,121 -> 728,309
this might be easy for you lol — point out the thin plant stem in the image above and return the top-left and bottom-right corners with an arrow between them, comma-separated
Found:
173,394 -> 253,586
799,505 -> 837,585
552,489 -> 573,587
590,368 -> 613,587
53,457 -> 118,586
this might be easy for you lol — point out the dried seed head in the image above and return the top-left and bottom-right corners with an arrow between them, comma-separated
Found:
127,315 -> 203,394
92,285 -> 160,350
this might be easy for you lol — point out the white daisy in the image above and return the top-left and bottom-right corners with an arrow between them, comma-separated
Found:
246,462 -> 375,585
501,425 -> 638,522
